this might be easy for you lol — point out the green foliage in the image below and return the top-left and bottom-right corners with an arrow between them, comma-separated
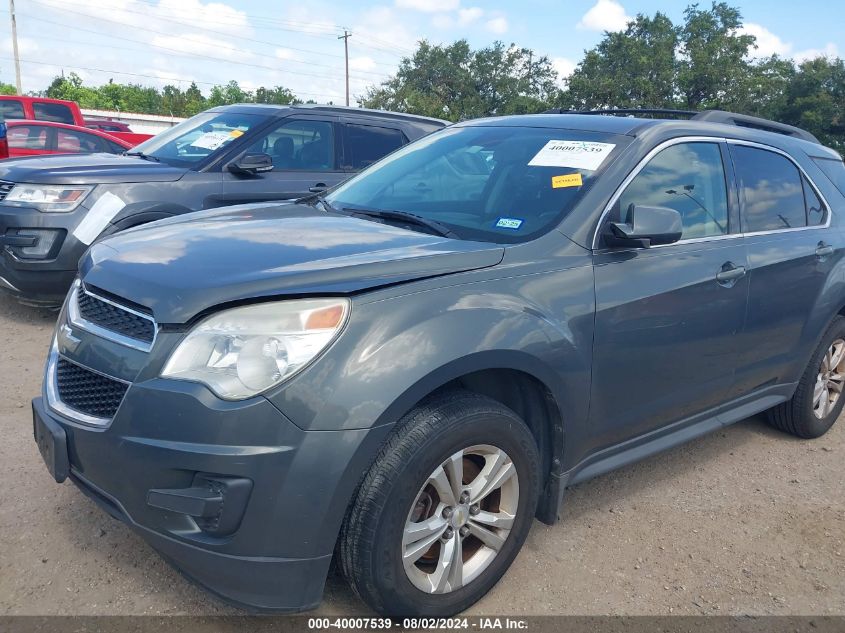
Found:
360,39 -> 557,121
41,74 -> 300,118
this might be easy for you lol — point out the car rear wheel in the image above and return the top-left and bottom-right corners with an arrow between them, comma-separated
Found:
338,390 -> 540,617
768,316 -> 845,438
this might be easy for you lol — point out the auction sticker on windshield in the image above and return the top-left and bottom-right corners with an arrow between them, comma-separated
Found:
190,131 -> 235,151
529,140 -> 615,171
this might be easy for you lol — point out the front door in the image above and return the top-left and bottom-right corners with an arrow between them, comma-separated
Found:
218,116 -> 347,206
588,140 -> 748,453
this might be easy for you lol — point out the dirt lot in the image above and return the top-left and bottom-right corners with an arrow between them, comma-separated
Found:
0,296 -> 843,618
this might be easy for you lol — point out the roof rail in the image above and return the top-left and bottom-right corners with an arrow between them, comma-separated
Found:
691,110 -> 820,144
542,108 -> 698,118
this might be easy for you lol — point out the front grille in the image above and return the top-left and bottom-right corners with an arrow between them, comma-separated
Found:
0,181 -> 14,201
77,289 -> 155,344
55,358 -> 128,419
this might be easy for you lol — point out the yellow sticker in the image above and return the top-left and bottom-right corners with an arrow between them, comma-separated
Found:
552,173 -> 583,189
229,129 -> 245,138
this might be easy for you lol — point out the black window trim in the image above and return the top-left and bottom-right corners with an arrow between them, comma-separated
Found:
591,136 -> 832,250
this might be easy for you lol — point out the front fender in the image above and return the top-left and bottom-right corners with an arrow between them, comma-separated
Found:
267,266 -> 595,443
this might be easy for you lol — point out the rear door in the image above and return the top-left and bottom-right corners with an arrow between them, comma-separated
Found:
218,115 -> 346,205
7,124 -> 54,157
728,141 -> 839,397
589,139 -> 748,452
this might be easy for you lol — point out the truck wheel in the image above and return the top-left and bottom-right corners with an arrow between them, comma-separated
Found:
339,390 -> 540,617
768,316 -> 845,438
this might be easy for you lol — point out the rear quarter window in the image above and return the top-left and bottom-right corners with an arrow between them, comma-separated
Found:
813,157 -> 845,198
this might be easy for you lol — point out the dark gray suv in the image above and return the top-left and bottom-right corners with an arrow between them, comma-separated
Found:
31,110 -> 845,616
0,104 -> 446,306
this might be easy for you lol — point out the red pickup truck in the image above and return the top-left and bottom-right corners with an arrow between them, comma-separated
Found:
0,96 -> 152,146
0,96 -> 86,126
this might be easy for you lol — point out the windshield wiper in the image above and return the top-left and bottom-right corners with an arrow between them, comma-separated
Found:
341,206 -> 459,239
124,151 -> 160,163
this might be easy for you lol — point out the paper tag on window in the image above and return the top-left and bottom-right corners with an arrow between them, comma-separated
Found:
529,140 -> 615,171
190,131 -> 234,150
551,173 -> 583,189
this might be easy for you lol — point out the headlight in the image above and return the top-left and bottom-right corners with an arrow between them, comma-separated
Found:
161,298 -> 350,400
4,185 -> 92,212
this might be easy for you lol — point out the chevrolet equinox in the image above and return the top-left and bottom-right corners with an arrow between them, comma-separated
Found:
31,109 -> 845,616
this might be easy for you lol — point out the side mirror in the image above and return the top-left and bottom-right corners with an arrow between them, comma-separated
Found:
228,152 -> 273,175
606,204 -> 682,248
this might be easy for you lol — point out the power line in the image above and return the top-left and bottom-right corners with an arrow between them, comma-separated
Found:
33,0 -> 410,64
19,12 -> 390,84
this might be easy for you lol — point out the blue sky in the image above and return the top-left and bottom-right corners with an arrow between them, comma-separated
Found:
0,0 -> 841,106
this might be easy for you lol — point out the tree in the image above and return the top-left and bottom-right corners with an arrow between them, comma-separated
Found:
677,2 -> 756,109
562,13 -> 677,110
207,80 -> 252,107
254,85 -> 300,105
361,39 -> 558,121
778,57 -> 845,152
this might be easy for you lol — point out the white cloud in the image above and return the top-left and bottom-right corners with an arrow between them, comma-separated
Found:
395,0 -> 459,13
577,0 -> 631,32
740,23 -> 792,57
552,57 -> 576,84
150,33 -> 251,58
458,7 -> 484,25
485,16 -> 509,34
794,42 -> 840,63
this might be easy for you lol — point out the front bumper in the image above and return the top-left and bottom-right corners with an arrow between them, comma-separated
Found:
31,374 -> 384,611
0,204 -> 87,306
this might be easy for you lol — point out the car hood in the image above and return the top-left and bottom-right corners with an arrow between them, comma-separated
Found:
0,153 -> 188,184
80,204 -> 505,323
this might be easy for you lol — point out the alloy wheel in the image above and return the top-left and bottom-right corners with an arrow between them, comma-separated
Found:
402,444 -> 519,594
813,338 -> 845,419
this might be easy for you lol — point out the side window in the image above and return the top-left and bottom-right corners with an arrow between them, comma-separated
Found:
32,102 -> 75,124
8,125 -> 49,150
803,176 -> 827,226
249,119 -> 335,171
812,157 -> 845,198
56,129 -> 106,153
616,142 -> 729,239
345,124 -> 406,170
732,145 -> 806,232
0,99 -> 25,119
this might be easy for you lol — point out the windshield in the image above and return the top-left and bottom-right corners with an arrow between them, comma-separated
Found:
325,125 -> 627,243
130,111 -> 269,167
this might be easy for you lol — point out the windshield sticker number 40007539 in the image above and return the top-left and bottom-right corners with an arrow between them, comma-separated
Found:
528,140 -> 616,171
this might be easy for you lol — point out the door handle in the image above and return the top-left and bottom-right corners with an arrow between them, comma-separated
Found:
816,242 -> 834,258
308,183 -> 328,193
716,262 -> 746,285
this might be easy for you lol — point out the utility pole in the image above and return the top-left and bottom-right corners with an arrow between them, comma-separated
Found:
338,29 -> 351,106
9,0 -> 22,95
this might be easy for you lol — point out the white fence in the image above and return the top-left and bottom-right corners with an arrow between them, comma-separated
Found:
80,108 -> 186,134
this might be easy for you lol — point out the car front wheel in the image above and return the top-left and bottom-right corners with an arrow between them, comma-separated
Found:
339,390 -> 540,617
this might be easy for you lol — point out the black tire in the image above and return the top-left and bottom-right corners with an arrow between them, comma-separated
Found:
768,316 -> 845,438
339,390 -> 540,617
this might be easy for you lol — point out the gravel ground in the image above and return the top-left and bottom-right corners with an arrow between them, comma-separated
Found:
0,296 -> 843,617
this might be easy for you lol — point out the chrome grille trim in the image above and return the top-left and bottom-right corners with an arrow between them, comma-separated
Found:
67,279 -> 157,352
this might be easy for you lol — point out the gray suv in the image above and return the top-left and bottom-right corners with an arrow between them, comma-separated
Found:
31,109 -> 845,616
0,104 -> 446,306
